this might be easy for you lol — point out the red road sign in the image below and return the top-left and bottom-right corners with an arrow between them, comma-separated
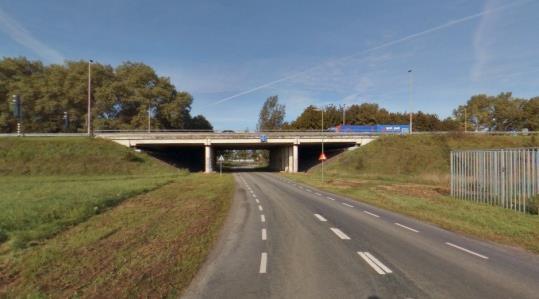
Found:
319,152 -> 327,161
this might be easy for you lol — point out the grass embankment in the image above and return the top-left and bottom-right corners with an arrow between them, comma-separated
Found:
1,173 -> 234,298
285,134 -> 539,253
0,137 -> 181,251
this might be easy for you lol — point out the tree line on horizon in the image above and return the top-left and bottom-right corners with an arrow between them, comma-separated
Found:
257,93 -> 539,132
0,57 -> 212,133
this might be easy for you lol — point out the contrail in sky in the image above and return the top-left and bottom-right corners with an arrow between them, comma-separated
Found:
0,6 -> 64,64
208,0 -> 530,106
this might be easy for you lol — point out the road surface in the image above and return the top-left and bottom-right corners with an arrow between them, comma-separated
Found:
183,172 -> 539,299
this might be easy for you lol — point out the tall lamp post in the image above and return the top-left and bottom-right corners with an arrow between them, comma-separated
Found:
408,69 -> 413,134
87,60 -> 93,136
148,102 -> 151,133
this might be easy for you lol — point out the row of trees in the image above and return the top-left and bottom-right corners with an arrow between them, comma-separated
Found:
453,92 -> 539,131
257,93 -> 539,132
0,57 -> 212,133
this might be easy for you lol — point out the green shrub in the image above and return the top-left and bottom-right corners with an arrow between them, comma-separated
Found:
528,195 -> 539,215
0,229 -> 8,244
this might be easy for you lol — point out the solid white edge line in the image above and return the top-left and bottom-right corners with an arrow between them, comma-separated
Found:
358,252 -> 386,275
258,205 -> 263,211
326,196 -> 335,201
259,252 -> 267,273
262,228 -> 267,240
363,210 -> 380,218
445,242 -> 489,259
314,214 -> 327,222
394,223 -> 419,233
260,215 -> 266,222
342,203 -> 354,208
364,252 -> 392,273
330,228 -> 351,240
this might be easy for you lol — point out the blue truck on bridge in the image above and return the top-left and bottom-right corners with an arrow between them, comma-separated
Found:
328,124 -> 410,134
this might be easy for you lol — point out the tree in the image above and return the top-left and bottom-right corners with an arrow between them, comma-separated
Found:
288,105 -> 322,129
257,95 -> 285,131
524,97 -> 539,130
0,57 -> 213,132
188,115 -> 213,130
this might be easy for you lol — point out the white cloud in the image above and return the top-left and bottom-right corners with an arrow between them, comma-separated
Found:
470,0 -> 500,81
0,7 -> 64,64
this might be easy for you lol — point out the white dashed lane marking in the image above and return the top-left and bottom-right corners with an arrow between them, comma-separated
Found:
261,228 -> 267,240
330,228 -> 351,240
358,252 -> 392,275
446,242 -> 489,260
394,223 -> 419,233
259,252 -> 268,273
363,210 -> 380,218
341,203 -> 354,208
314,214 -> 327,222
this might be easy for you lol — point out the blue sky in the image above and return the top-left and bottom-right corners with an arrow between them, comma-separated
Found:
1,0 -> 538,130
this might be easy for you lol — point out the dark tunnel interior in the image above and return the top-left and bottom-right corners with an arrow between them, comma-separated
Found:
136,143 -> 356,173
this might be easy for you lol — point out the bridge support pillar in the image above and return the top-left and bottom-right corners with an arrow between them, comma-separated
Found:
292,144 -> 298,173
204,144 -> 213,173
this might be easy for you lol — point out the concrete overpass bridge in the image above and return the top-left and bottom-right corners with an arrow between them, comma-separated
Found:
97,131 -> 377,173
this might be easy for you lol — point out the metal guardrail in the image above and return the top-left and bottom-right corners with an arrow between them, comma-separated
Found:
450,148 -> 539,213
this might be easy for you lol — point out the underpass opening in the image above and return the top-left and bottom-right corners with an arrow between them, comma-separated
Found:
213,149 -> 269,172
212,144 -> 288,172
132,141 -> 358,173
136,144 -> 205,172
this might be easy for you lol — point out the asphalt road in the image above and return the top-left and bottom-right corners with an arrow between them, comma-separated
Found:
183,172 -> 539,299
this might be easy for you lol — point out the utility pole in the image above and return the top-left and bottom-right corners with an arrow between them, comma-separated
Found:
408,69 -> 413,134
87,60 -> 93,136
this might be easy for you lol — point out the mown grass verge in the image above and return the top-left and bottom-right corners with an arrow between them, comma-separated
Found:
0,137 -> 181,252
0,173 -> 234,298
0,174 -> 179,251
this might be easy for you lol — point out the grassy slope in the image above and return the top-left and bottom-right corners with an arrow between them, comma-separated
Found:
0,137 -> 174,176
320,133 -> 539,184
0,137 -> 181,251
285,134 -> 539,253
1,174 -> 234,298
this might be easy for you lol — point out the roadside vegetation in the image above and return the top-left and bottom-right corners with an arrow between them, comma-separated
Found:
1,173 -> 234,297
0,137 -> 180,252
0,137 -> 235,297
285,134 -> 539,253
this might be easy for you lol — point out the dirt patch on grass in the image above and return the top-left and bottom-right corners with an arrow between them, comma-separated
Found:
327,178 -> 368,188
0,174 -> 234,298
378,184 -> 449,199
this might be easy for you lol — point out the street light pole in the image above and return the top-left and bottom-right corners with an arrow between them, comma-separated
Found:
148,103 -> 151,133
87,60 -> 93,136
321,107 -> 325,184
408,69 -> 413,134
